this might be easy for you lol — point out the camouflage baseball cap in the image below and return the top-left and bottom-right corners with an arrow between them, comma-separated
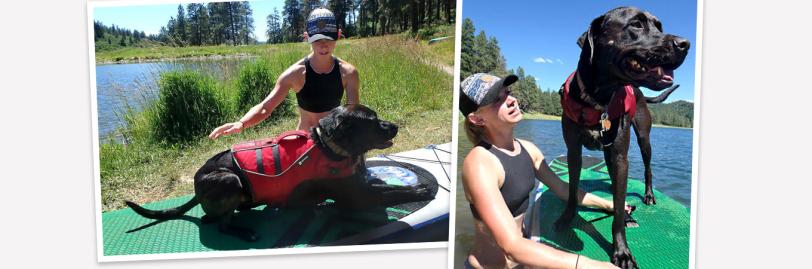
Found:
307,8 -> 338,43
459,73 -> 518,115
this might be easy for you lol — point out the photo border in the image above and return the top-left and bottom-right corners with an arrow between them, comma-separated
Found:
446,0 -> 705,268
87,0 -> 451,263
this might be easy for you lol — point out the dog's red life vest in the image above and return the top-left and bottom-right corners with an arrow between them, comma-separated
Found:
561,72 -> 637,126
230,130 -> 356,206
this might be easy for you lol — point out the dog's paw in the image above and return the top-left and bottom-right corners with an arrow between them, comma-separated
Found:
611,247 -> 639,269
644,193 -> 657,205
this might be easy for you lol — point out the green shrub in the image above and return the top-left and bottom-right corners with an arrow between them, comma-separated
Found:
235,58 -> 295,124
416,24 -> 454,40
153,70 -> 228,144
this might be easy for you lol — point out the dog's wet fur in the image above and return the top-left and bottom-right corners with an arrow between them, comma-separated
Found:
125,104 -> 433,242
555,7 -> 690,268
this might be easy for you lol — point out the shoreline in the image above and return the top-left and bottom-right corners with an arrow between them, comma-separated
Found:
96,53 -> 256,65
522,112 -> 692,129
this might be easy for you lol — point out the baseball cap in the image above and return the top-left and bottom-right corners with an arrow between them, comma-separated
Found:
307,8 -> 338,43
459,73 -> 519,116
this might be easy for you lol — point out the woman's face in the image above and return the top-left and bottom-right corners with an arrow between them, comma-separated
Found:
478,87 -> 522,126
311,39 -> 337,56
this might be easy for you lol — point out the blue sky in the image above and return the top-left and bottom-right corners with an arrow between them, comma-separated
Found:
93,0 -> 285,42
463,0 -> 698,102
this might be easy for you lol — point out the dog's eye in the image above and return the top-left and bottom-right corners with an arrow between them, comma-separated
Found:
630,21 -> 644,29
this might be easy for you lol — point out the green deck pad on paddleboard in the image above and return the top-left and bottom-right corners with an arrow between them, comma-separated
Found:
531,156 -> 690,268
102,161 -> 439,256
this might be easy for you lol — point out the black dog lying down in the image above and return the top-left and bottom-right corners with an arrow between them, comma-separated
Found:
126,104 -> 433,241
555,7 -> 690,269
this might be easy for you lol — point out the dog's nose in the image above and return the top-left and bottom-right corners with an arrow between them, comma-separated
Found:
381,121 -> 398,135
673,37 -> 690,52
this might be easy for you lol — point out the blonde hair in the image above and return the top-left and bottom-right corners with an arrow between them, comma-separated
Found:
463,114 -> 486,144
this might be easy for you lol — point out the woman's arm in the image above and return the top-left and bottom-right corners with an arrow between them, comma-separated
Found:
340,60 -> 360,105
519,140 -> 614,211
462,149 -> 615,269
208,63 -> 303,139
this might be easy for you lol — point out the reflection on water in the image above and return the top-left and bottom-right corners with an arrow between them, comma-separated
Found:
94,58 -> 251,142
454,119 -> 693,268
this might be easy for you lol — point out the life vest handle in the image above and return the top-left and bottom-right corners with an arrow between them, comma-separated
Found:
238,143 -> 317,179
274,130 -> 309,143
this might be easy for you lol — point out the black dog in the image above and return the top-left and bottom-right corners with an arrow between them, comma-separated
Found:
125,104 -> 433,242
554,7 -> 689,268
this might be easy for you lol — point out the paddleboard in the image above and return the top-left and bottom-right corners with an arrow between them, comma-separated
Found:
100,143 -> 451,257
526,156 -> 690,268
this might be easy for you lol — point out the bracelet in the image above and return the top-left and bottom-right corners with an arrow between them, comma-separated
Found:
575,254 -> 580,269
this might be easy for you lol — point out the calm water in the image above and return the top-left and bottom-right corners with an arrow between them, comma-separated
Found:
94,58 -> 250,142
453,119 -> 693,267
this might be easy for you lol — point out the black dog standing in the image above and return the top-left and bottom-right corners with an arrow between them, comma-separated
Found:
125,104 -> 433,242
554,7 -> 689,269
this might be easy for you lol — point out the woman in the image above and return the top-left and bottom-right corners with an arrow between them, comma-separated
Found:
460,73 -> 629,269
209,8 -> 359,139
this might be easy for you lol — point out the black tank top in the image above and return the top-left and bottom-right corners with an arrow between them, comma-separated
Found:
470,140 -> 536,220
296,56 -> 344,113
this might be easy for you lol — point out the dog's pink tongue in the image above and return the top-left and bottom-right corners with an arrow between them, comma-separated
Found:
663,69 -> 674,81
651,66 -> 674,81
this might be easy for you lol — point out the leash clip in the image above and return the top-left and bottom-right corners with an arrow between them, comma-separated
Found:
599,112 -> 610,135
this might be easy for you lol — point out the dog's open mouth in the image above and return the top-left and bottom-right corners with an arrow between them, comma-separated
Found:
375,139 -> 394,149
624,57 -> 675,90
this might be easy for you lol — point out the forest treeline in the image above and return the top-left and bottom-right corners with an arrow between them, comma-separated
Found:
94,0 -> 456,51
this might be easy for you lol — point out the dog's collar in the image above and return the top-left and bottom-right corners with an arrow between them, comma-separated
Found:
315,126 -> 352,158
574,71 -> 612,112
564,71 -> 637,148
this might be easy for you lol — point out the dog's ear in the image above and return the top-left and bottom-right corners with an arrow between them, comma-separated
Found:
577,15 -> 605,65
318,108 -> 349,139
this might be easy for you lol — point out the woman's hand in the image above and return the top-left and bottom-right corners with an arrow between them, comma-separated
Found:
208,121 -> 244,140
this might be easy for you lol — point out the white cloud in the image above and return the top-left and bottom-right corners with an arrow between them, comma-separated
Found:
556,59 -> 564,64
533,57 -> 554,64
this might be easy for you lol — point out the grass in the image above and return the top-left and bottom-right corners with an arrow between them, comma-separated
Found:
95,42 -> 303,63
98,35 -> 453,211
424,37 -> 455,67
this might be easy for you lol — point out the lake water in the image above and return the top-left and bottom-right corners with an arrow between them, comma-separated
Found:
94,58 -> 250,142
453,119 -> 694,267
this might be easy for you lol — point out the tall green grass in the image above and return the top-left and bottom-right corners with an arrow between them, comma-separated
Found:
152,71 -> 230,144
338,35 -> 452,125
234,51 -> 305,125
99,35 -> 452,211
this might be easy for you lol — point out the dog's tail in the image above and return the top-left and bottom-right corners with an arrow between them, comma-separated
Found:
645,84 -> 680,104
125,197 -> 199,220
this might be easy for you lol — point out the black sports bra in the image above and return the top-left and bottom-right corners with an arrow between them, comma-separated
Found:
470,140 -> 536,220
296,57 -> 344,113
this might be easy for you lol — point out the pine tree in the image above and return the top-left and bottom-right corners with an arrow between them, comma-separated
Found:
282,0 -> 303,42
328,0 -> 350,32
187,3 -> 210,46
460,18 -> 476,79
235,2 -> 255,45
175,5 -> 188,46
473,31 -> 493,73
266,8 -> 283,44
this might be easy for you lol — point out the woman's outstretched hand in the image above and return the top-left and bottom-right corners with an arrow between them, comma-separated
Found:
208,121 -> 244,140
